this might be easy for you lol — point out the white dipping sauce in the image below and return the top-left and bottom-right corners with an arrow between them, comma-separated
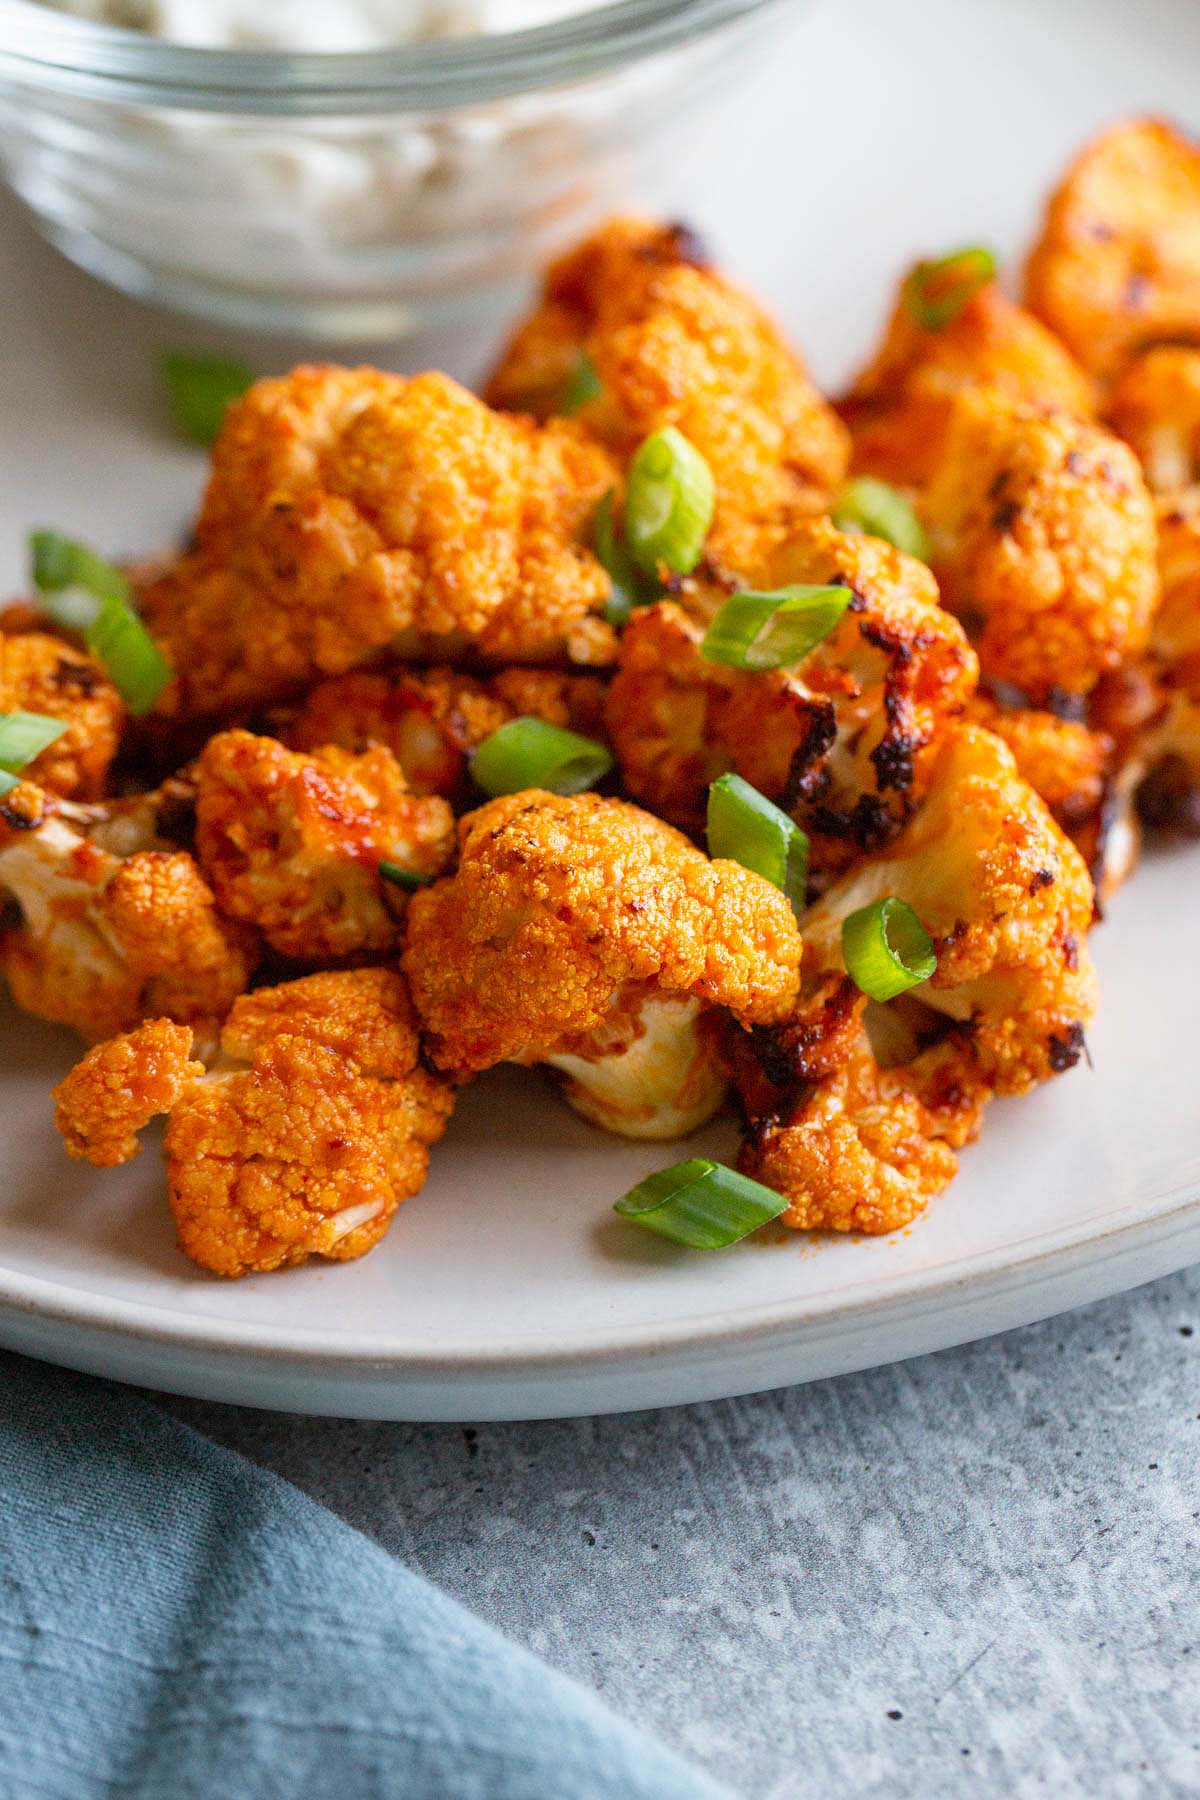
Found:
43,0 -> 593,49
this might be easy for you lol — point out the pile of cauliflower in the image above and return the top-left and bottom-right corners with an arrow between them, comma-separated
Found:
12,115 -> 1200,1277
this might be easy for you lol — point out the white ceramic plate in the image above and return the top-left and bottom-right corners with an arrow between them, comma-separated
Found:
1,0 -> 1198,1420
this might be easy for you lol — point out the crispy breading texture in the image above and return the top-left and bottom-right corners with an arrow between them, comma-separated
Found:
921,388 -> 1159,699
1106,346 -> 1200,491
486,217 -> 850,576
1025,118 -> 1200,381
194,729 -> 453,960
281,665 -> 607,802
842,276 -> 1095,486
135,367 -> 620,720
0,631 -> 124,799
799,725 -> 1098,1093
0,784 -> 257,1046
605,519 -> 977,870
404,789 -> 802,1078
52,969 -> 454,1277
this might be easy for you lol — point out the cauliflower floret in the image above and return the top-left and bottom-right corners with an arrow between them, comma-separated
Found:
1092,489 -> 1200,836
0,630 -> 124,799
135,366 -> 620,720
842,270 -> 1095,486
193,729 -> 453,960
1025,118 -> 1200,382
0,780 -> 257,1049
1106,346 -> 1200,491
486,217 -> 850,577
921,387 -> 1159,699
404,789 -> 802,1139
606,518 -> 977,873
280,665 -> 607,802
797,725 -> 1098,1093
53,968 -> 454,1277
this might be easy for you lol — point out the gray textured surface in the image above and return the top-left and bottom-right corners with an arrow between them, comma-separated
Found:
165,1269 -> 1200,1798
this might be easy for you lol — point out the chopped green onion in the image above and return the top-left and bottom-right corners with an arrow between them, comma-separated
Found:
379,861 -> 433,891
30,529 -> 129,631
0,770 -> 20,798
903,245 -> 997,330
593,488 -> 658,625
470,716 -> 613,799
832,477 -> 929,561
86,596 -> 172,717
624,426 -> 715,576
700,584 -> 852,671
706,773 -> 808,915
29,530 -> 172,715
561,350 -> 602,415
842,896 -> 936,1001
162,350 -> 252,447
0,711 -> 68,773
615,1157 -> 786,1249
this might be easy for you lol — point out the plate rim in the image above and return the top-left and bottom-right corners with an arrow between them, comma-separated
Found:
2,1176 -> 1198,1373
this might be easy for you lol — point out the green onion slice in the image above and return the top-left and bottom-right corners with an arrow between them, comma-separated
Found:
593,489 -> 658,625
561,350 -> 602,415
903,245 -> 997,330
831,476 -> 929,561
0,710 -> 68,773
378,861 -> 434,891
842,896 -> 936,1001
700,584 -> 852,671
624,426 -> 715,576
615,1157 -> 786,1249
86,596 -> 172,717
162,350 -> 252,447
470,716 -> 614,799
0,770 -> 21,798
30,529 -> 129,632
29,531 -> 172,715
706,773 -> 808,915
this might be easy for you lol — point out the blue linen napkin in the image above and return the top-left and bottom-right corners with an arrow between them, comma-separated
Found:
0,1352 -> 728,1800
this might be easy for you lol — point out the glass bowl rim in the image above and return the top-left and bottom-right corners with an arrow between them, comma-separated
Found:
0,0 -> 782,112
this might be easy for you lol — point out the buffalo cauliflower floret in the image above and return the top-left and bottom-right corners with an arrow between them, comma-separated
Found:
0,630 -> 124,799
53,968 -> 454,1276
135,366 -> 620,720
486,217 -> 850,577
1092,489 -> 1200,836
0,780 -> 256,1048
842,269 -> 1095,486
921,387 -> 1159,699
1106,346 -> 1200,491
1025,118 -> 1200,382
403,789 -> 802,1139
280,665 -> 607,802
606,518 -> 977,873
193,729 -> 453,960
797,724 -> 1098,1093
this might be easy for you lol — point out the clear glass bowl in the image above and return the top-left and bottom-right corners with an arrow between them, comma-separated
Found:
0,0 -> 785,340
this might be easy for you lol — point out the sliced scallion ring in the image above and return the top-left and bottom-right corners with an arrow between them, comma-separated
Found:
842,896 -> 936,1001
700,584 -> 852,671
30,529 -> 129,632
624,426 -> 714,576
561,350 -> 602,415
903,245 -> 997,330
615,1158 -> 787,1249
593,489 -> 657,625
379,861 -> 434,891
0,710 -> 68,773
86,595 -> 172,717
162,350 -> 252,447
832,477 -> 929,560
706,773 -> 808,915
0,771 -> 21,798
470,716 -> 613,799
